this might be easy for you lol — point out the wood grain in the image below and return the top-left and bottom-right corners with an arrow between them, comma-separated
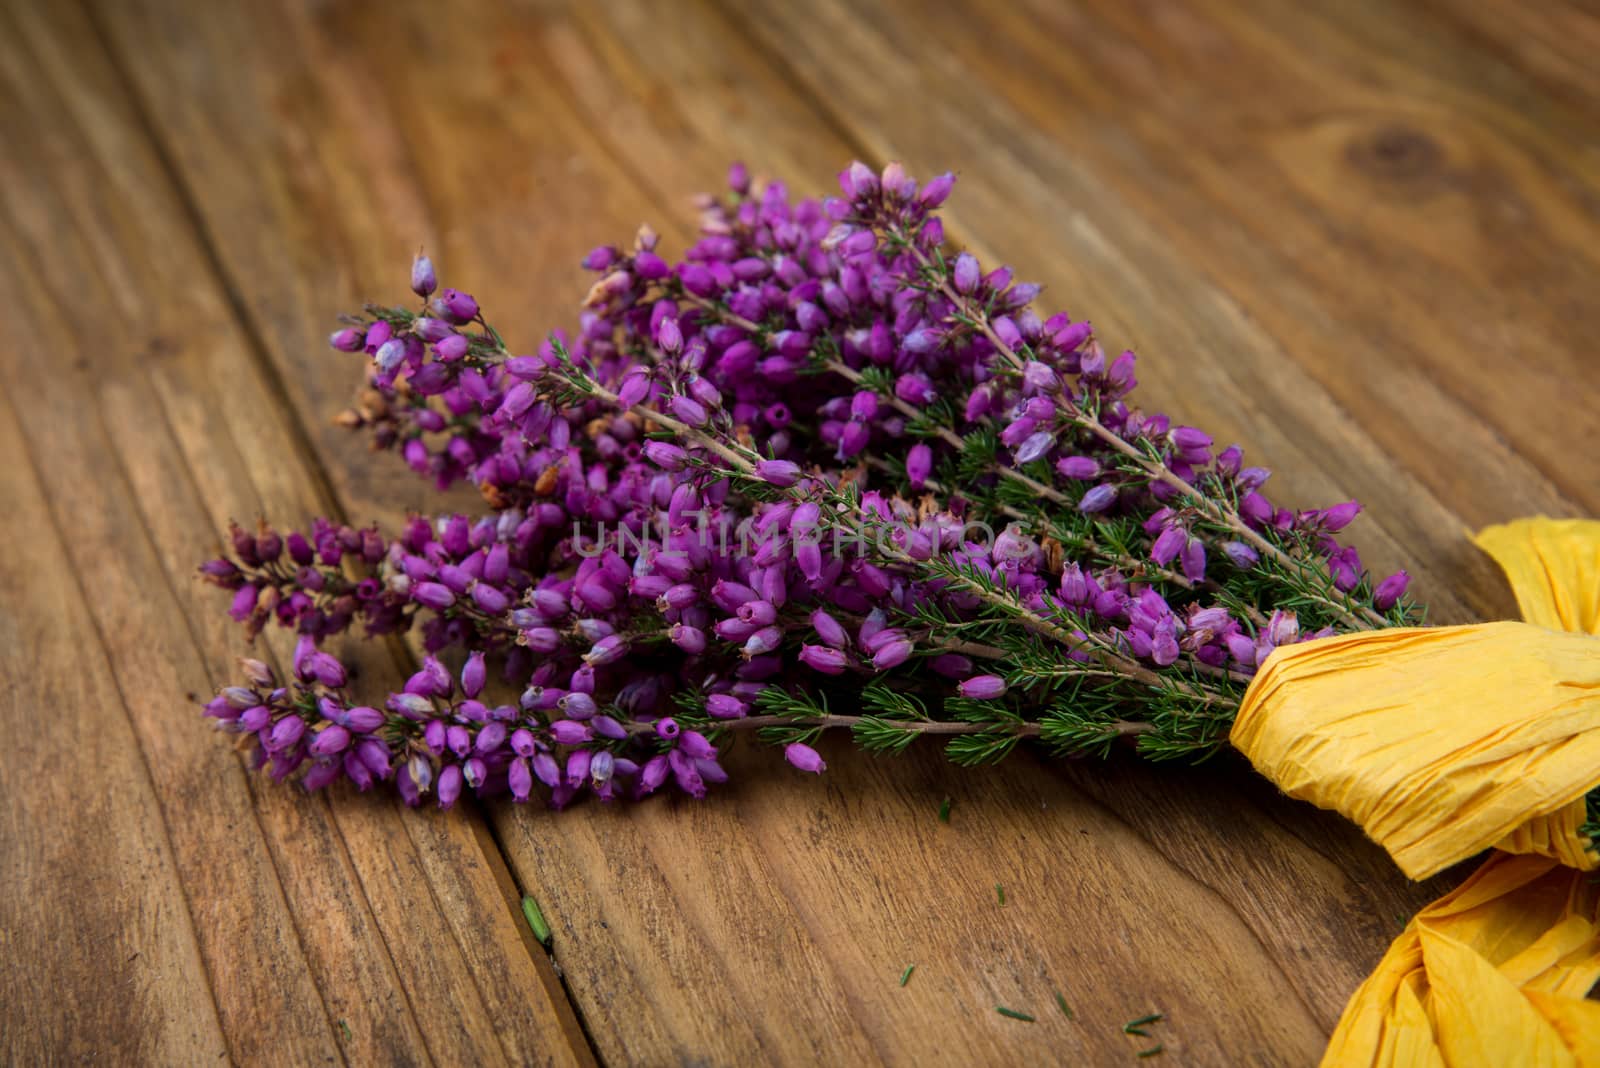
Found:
5,0 -> 1596,1062
0,1 -> 590,1064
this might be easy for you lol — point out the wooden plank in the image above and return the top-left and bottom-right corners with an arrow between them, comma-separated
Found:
0,404 -> 230,1064
0,1 -> 592,1064
69,0 -> 1516,1064
75,0 -> 1600,1061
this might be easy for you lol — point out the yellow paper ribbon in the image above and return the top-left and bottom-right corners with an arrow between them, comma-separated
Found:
1230,517 -> 1600,1065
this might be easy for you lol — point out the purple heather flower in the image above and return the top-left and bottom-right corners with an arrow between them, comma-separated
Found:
1151,525 -> 1186,566
329,328 -> 365,352
906,443 -> 933,489
310,724 -> 351,757
920,171 -> 955,207
436,764 -> 463,808
434,334 -> 469,362
549,720 -> 591,746
1240,492 -> 1273,525
1015,430 -> 1055,465
644,442 -> 688,471
958,675 -> 1007,700
706,694 -> 749,719
809,609 -> 848,649
871,637 -> 914,671
636,755 -> 670,798
670,623 -> 707,654
267,716 -> 306,752
560,692 -> 598,719
509,758 -> 534,801
413,317 -> 453,343
1221,541 -> 1260,569
784,743 -> 826,774
583,634 -> 628,665
1373,570 -> 1410,611
434,288 -> 479,323
411,253 -> 438,297
1321,500 -> 1362,532
1077,484 -> 1118,514
532,752 -> 561,788
460,652 -> 487,698
656,317 -> 683,355
413,582 -> 456,610
345,706 -> 385,733
799,644 -> 849,674
475,721 -> 507,755
375,338 -> 407,376
754,459 -> 803,487
953,253 -> 981,295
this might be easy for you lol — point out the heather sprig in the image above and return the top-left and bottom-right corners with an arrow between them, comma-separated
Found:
198,160 -> 1419,808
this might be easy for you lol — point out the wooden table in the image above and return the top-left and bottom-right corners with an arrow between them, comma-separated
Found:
4,0 -> 1595,1063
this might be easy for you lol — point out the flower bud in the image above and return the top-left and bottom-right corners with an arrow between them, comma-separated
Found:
267,716 -> 306,752
509,758 -> 534,802
345,706 -> 385,733
413,582 -> 456,610
958,675 -> 1008,700
410,253 -> 437,297
1321,500 -> 1362,532
532,751 -> 561,787
388,694 -> 436,724
238,658 -> 276,688
784,742 -> 827,774
1077,484 -> 1118,514
871,637 -> 914,670
705,694 -> 748,720
670,624 -> 707,655
1056,456 -> 1100,481
799,644 -> 849,675
669,394 -> 708,426
894,374 -> 938,406
374,338 -> 407,375
559,692 -> 597,720
919,172 -> 955,207
309,724 -> 351,757
952,252 -> 981,295
329,328 -> 366,352
905,443 -> 933,489
1373,570 -> 1410,611
810,609 -> 849,649
434,288 -> 479,324
656,317 -> 683,355
583,634 -> 627,666
475,721 -> 507,755
1015,430 -> 1055,465
636,754 -> 670,797
1151,526 -> 1186,566
644,442 -> 688,471
1222,541 -> 1260,569
436,764 -> 462,808
754,459 -> 802,487
548,720 -> 591,746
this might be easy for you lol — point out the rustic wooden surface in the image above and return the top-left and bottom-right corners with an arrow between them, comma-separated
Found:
3,0 -> 1596,1063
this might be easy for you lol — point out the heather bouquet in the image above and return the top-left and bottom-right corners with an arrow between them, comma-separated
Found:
199,161 -> 1416,807
197,161 -> 1600,1063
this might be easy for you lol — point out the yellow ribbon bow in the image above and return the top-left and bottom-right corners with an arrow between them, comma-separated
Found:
1230,518 -> 1600,1065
